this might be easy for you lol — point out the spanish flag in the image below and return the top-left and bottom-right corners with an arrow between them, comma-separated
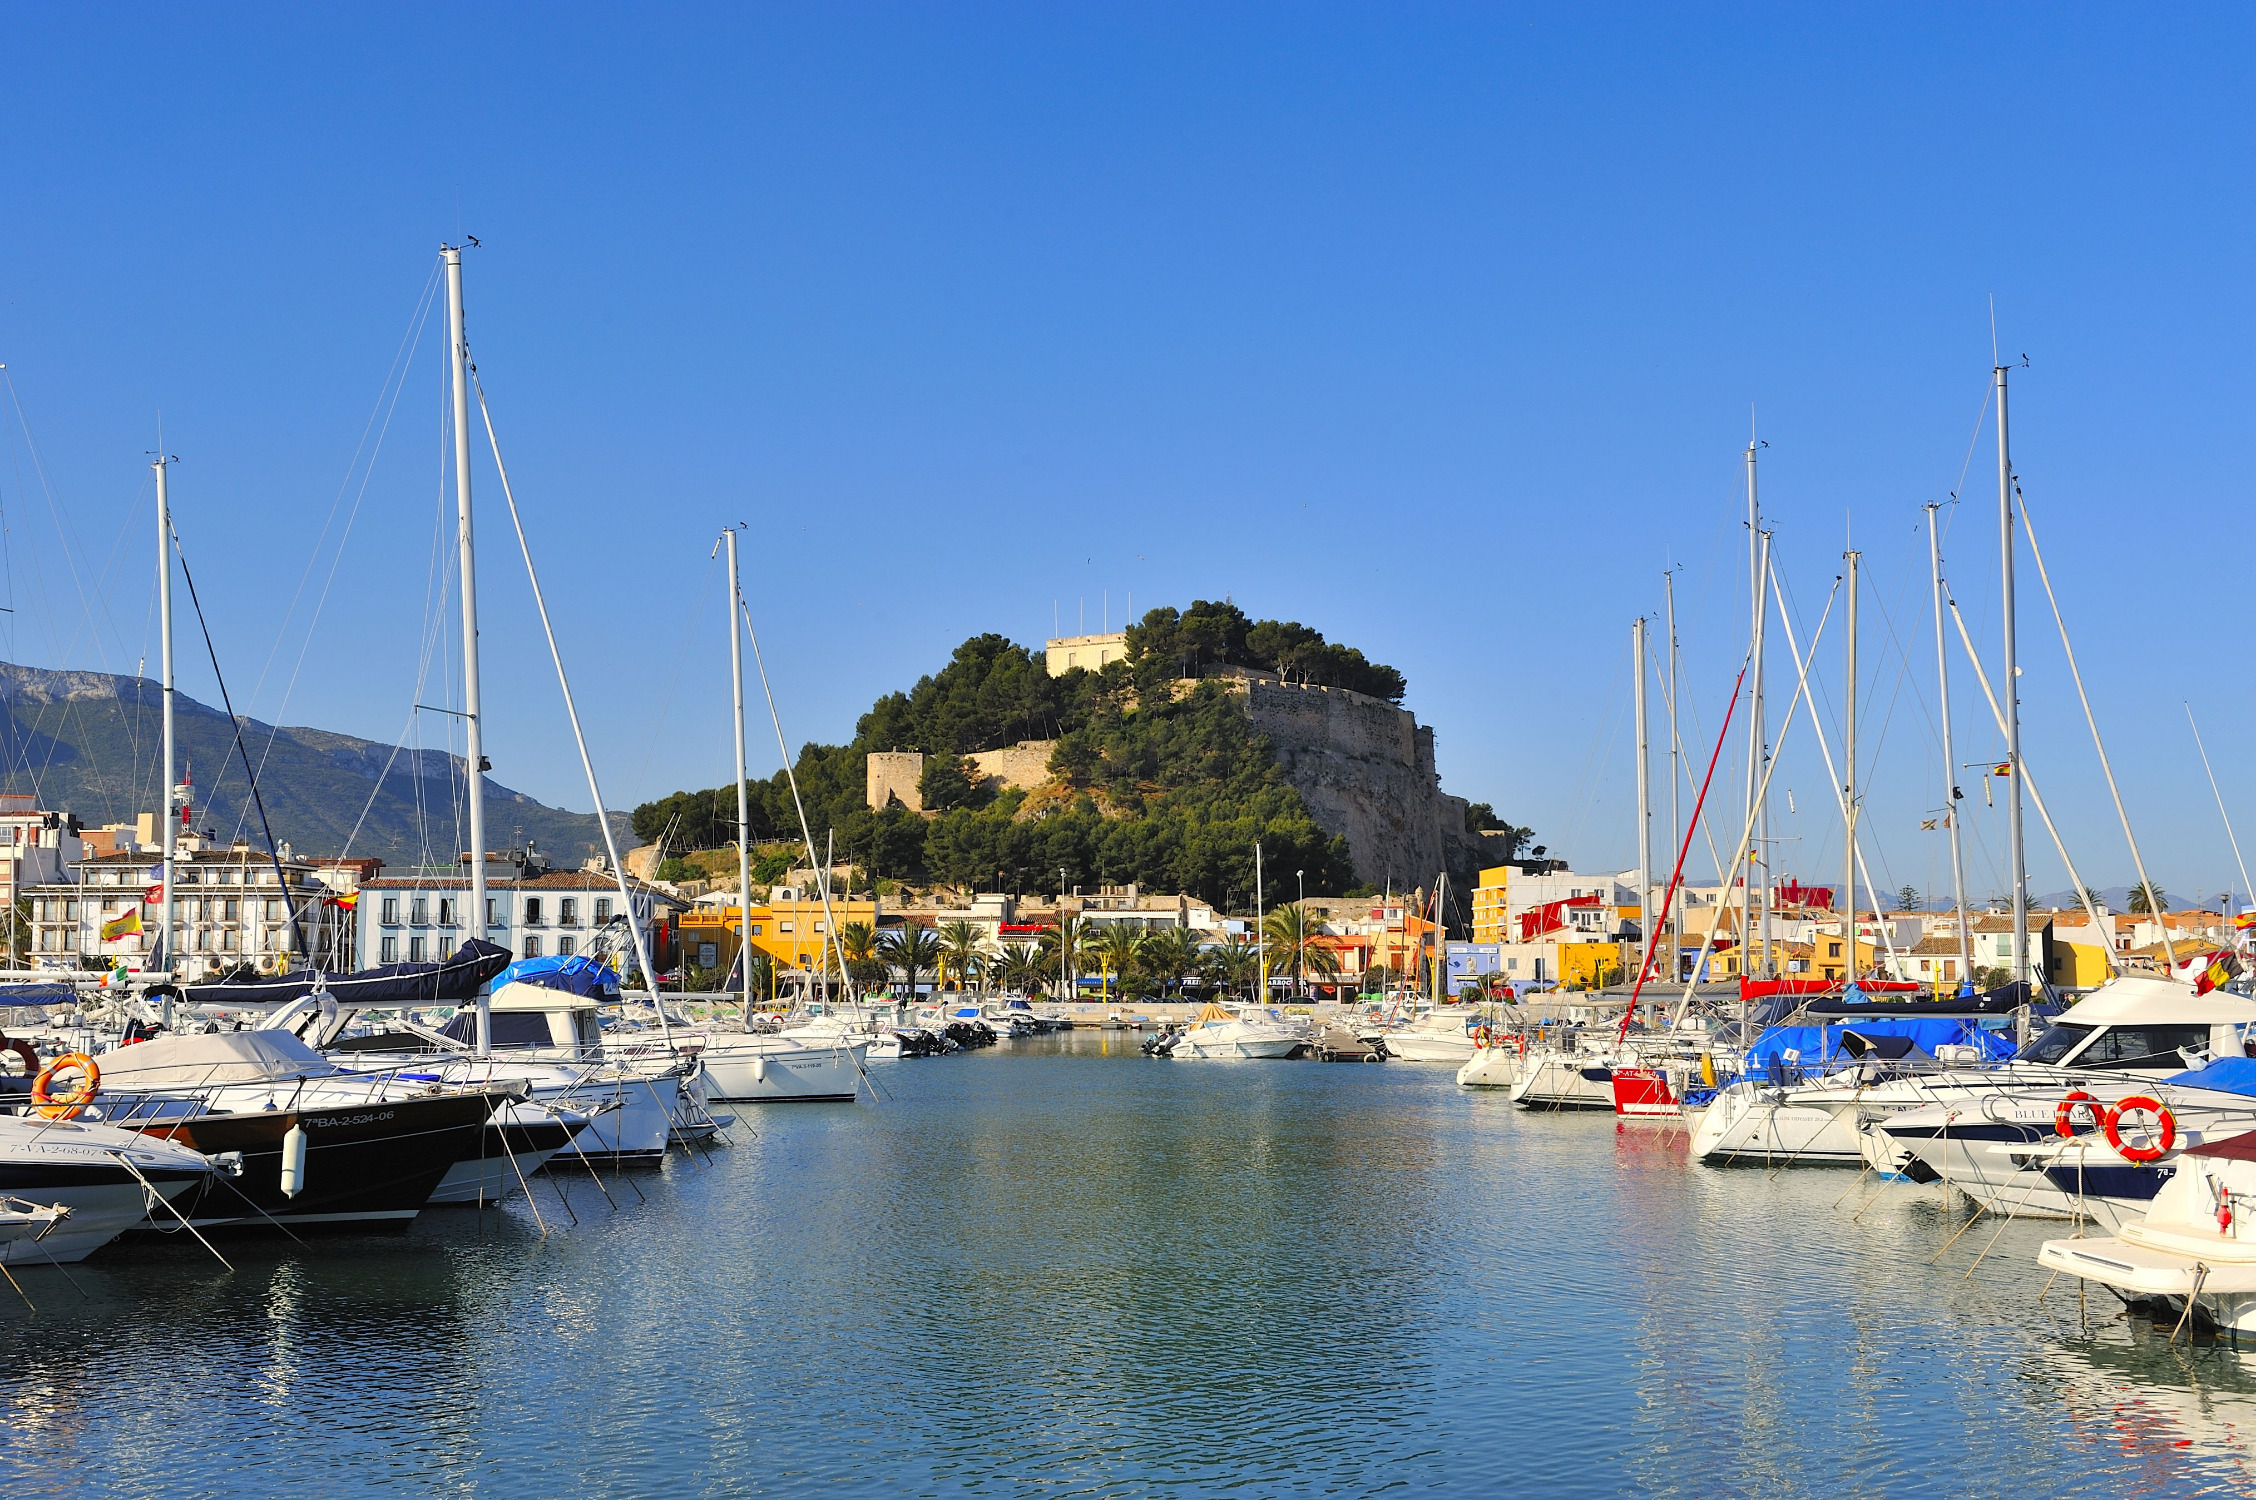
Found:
2234,911 -> 2256,931
325,891 -> 359,911
100,908 -> 143,942
2197,949 -> 2244,997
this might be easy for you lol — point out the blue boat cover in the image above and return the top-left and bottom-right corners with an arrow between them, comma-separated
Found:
2164,1057 -> 2256,1097
489,954 -> 620,998
1743,1016 -> 2013,1075
0,983 -> 77,1006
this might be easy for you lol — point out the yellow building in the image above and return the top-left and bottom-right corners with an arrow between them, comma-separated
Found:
1559,940 -> 1628,990
2046,930 -> 2112,989
676,895 -> 880,976
1471,866 -> 1510,945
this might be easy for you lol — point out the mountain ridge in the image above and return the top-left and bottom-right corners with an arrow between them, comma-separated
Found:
0,661 -> 623,867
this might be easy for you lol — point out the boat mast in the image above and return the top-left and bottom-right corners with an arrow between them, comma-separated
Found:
1432,871 -> 1447,1009
1997,363 -> 2028,995
724,528 -> 754,1021
1742,435 -> 1762,979
1254,842 -> 1264,1003
1632,616 -> 1652,995
1752,530 -> 1773,980
1843,547 -> 1860,981
154,454 -> 176,1017
444,244 -> 490,1058
1664,569 -> 1680,965
1927,503 -> 1972,982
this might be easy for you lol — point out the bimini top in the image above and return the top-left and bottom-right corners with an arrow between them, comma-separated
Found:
2057,975 -> 2256,1027
93,1030 -> 334,1087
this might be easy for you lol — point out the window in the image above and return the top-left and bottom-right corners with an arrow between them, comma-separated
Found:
380,936 -> 398,963
2068,1025 -> 2213,1070
2018,1024 -> 2093,1065
222,929 -> 238,952
265,927 -> 283,951
594,897 -> 612,924
524,936 -> 543,958
560,898 -> 578,926
439,1010 -> 553,1049
223,899 -> 239,922
750,924 -> 763,936
411,898 -> 428,926
558,937 -> 575,958
382,898 -> 400,926
779,922 -> 793,934
438,898 -> 455,926
63,900 -> 77,921
1826,942 -> 1841,958
486,898 -> 497,927
525,899 -> 544,926
409,936 -> 427,962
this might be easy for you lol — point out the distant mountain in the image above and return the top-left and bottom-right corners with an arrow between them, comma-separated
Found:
0,662 -> 624,868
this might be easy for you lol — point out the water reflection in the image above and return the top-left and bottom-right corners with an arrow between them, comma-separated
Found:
6,1035 -> 2256,1494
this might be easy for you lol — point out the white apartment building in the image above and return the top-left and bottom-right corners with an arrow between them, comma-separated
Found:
356,858 -> 681,970
26,844 -> 346,977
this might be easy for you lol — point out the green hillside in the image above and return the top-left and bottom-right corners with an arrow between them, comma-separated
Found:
0,663 -> 621,868
631,600 -> 1406,906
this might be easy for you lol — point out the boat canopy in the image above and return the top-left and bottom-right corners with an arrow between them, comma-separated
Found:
178,939 -> 512,1010
93,1029 -> 333,1086
2163,1057 -> 2256,1097
488,954 -> 620,999
1743,1016 -> 2013,1074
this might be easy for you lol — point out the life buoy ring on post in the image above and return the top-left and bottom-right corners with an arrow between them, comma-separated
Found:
2104,1095 -> 2176,1162
32,1053 -> 99,1120
2054,1089 -> 2101,1138
1,1035 -> 35,1076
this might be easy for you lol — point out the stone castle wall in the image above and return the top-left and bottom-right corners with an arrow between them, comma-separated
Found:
1231,677 -> 1473,890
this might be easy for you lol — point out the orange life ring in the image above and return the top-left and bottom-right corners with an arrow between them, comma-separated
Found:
1472,1024 -> 1493,1047
1,1036 -> 35,1076
32,1053 -> 99,1120
2104,1095 -> 2176,1163
2054,1089 -> 2102,1138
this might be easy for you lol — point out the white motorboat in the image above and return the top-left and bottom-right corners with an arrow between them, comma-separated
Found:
1169,1003 -> 1306,1060
694,1031 -> 863,1101
1861,977 -> 2256,1214
1689,1023 -> 2002,1167
2038,1128 -> 2256,1334
0,1111 -> 214,1264
1382,1005 -> 1483,1064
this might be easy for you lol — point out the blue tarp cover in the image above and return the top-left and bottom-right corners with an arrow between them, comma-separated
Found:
1744,1016 -> 2014,1074
2164,1057 -> 2256,1097
490,954 -> 620,998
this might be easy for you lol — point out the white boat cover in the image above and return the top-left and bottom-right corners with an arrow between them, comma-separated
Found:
93,1030 -> 333,1087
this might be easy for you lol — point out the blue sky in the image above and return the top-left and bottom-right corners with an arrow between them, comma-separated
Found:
0,6 -> 2249,905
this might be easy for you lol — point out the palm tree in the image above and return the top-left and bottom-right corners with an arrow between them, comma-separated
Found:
880,925 -> 943,1001
937,919 -> 987,993
1204,935 -> 1260,998
1038,915 -> 1091,1001
1089,925 -> 1145,1002
1138,927 -> 1203,998
993,942 -> 1043,996
1261,903 -> 1338,998
2129,881 -> 2168,915
839,920 -> 885,993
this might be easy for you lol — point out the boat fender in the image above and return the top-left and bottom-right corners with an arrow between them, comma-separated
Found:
1698,1053 -> 1716,1088
2054,1090 -> 2102,1138
1,1035 -> 36,1076
31,1053 -> 99,1120
280,1122 -> 309,1198
753,1054 -> 768,1084
2104,1095 -> 2176,1163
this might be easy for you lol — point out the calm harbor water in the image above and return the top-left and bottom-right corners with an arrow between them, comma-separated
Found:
7,1033 -> 2256,1496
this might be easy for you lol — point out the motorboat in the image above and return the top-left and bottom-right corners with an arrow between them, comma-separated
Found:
1381,1005 -> 1483,1064
1168,1003 -> 1306,1060
1455,1037 -> 1522,1089
1860,977 -> 2256,1213
694,1030 -> 863,1101
2037,1127 -> 2256,1334
72,1030 -> 555,1230
0,1111 -> 215,1263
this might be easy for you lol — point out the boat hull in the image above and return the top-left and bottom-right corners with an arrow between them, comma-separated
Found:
697,1039 -> 862,1102
132,1091 -> 496,1232
0,1118 -> 212,1264
1456,1048 -> 1521,1089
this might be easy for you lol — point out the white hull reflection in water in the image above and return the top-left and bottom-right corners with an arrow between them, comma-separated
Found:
7,1031 -> 2256,1495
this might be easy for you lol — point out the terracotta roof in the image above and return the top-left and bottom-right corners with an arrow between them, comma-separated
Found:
1907,934 -> 1969,956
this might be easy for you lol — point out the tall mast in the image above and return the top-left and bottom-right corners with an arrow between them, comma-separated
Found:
445,244 -> 490,1058
1254,842 -> 1265,1002
1743,436 -> 1761,978
1632,617 -> 1651,991
1997,363 -> 2028,995
1664,569 -> 1680,965
725,528 -> 754,1020
1752,530 -> 1773,979
154,455 -> 177,1015
1843,547 -> 1860,979
1927,503 -> 1971,981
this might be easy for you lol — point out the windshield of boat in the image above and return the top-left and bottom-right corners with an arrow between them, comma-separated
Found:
2018,1021 -> 2211,1069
